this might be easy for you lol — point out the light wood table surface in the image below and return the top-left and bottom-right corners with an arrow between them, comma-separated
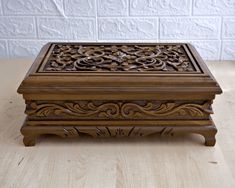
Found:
0,60 -> 235,188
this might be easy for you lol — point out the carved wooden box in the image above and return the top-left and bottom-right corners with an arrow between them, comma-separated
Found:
18,43 -> 222,146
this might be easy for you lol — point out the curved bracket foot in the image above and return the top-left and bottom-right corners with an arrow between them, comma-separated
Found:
200,125 -> 217,146
23,135 -> 36,147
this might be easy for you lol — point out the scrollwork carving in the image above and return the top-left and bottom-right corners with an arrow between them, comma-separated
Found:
42,44 -> 195,72
26,100 -> 212,119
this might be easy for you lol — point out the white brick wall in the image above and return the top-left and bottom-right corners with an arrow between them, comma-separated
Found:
64,0 -> 95,16
99,18 -> 159,40
0,0 -> 235,60
130,0 -> 191,16
37,17 -> 95,39
0,1 -> 2,15
160,17 -> 221,40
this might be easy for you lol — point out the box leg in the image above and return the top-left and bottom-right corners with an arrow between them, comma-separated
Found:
23,135 -> 36,147
176,123 -> 217,147
21,121 -> 37,146
205,138 -> 216,147
202,126 -> 217,146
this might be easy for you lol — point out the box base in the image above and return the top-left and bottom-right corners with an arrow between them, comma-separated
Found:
21,119 -> 217,147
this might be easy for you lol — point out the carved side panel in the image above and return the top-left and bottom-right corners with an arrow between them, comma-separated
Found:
21,124 -> 218,146
61,126 -> 175,138
25,100 -> 213,120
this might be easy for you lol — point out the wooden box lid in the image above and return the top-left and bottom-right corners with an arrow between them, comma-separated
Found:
18,43 -> 222,99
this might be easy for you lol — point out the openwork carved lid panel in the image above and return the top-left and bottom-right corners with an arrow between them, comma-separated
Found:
38,43 -> 201,73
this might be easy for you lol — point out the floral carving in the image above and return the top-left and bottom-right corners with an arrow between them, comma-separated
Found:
41,44 -> 195,72
26,100 -> 212,119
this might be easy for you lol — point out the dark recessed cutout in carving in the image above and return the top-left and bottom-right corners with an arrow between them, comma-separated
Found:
40,44 -> 196,72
